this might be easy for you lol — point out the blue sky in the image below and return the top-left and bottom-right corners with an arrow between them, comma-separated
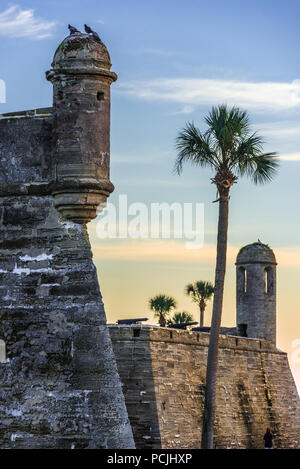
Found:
1,1 -> 300,389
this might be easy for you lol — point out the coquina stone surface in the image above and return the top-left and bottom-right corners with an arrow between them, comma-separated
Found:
0,30 -> 134,449
109,325 -> 300,449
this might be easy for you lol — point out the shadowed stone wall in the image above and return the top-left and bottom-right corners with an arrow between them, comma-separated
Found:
109,325 -> 300,449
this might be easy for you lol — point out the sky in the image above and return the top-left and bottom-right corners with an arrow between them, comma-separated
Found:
0,0 -> 300,392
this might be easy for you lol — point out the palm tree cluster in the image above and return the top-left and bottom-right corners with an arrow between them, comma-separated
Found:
149,280 -> 214,328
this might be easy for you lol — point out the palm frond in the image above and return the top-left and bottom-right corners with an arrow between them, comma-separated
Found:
204,105 -> 251,159
251,153 -> 279,184
168,311 -> 194,324
174,122 -> 219,174
149,294 -> 177,314
234,132 -> 279,183
230,133 -> 263,168
185,281 -> 214,303
175,104 -> 279,186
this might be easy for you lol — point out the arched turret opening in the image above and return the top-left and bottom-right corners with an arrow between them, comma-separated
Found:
238,266 -> 247,293
264,266 -> 274,295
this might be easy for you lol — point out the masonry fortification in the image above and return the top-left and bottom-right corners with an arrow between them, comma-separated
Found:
46,33 -> 116,223
0,31 -> 134,449
109,325 -> 300,449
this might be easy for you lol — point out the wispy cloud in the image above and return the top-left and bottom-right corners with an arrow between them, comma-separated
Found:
171,104 -> 196,115
279,152 -> 300,161
91,240 -> 238,263
89,237 -> 300,268
118,77 -> 300,112
0,5 -> 56,39
253,120 -> 300,138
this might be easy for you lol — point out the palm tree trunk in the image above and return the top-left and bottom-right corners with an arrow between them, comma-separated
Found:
160,314 -> 166,327
201,193 -> 229,449
200,306 -> 204,327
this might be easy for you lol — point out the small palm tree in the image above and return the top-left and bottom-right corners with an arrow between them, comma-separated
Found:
175,104 -> 278,449
185,281 -> 214,327
168,311 -> 194,325
149,294 -> 177,327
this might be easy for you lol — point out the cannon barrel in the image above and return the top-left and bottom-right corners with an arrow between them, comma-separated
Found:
117,318 -> 148,325
168,321 -> 198,330
191,326 -> 211,332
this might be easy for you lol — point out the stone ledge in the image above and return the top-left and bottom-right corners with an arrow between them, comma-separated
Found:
108,324 -> 281,354
0,108 -> 53,119
0,182 -> 53,197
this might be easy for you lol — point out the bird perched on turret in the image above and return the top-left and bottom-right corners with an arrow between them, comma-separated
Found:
68,24 -> 81,35
84,24 -> 101,42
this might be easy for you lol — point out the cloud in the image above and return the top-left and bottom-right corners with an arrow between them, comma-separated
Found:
253,121 -> 300,139
279,153 -> 300,161
171,104 -> 196,115
89,236 -> 300,268
0,5 -> 56,39
118,77 -> 300,112
91,239 -> 238,263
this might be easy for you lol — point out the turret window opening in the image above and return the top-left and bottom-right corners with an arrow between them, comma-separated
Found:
238,267 -> 247,293
264,267 -> 274,294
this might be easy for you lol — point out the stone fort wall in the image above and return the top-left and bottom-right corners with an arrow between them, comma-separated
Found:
0,110 -> 134,449
109,324 -> 300,449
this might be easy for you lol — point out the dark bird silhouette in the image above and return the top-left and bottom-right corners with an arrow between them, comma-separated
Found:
84,24 -> 101,41
68,24 -> 81,35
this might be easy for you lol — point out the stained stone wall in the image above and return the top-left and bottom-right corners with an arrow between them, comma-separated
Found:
0,109 -> 53,188
0,111 -> 134,448
109,324 -> 300,449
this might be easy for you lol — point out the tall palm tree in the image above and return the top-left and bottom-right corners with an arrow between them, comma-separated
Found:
185,281 -> 214,327
168,311 -> 194,325
175,104 -> 278,449
149,294 -> 177,327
